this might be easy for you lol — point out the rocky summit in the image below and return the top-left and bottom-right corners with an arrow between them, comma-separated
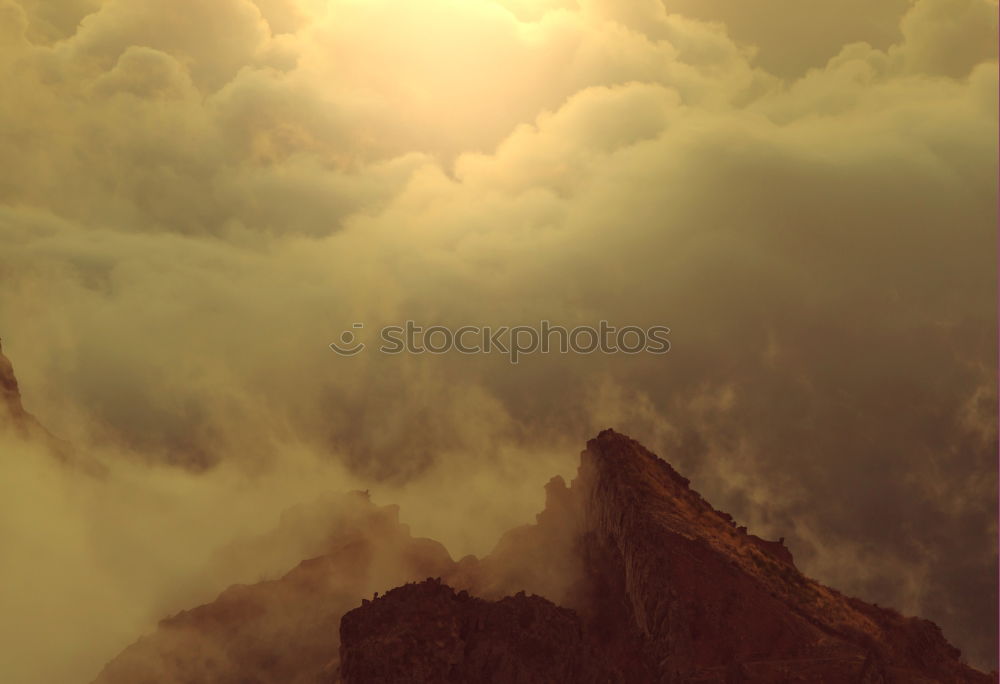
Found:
95,430 -> 995,683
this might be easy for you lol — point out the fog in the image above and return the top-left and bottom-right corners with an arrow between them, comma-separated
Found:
0,0 -> 996,679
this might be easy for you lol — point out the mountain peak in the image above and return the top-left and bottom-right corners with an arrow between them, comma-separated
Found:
341,430 -> 993,683
95,430 -> 995,684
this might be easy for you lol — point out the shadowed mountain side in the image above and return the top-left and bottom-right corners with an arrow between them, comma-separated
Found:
341,430 -> 994,684
95,430 -> 995,683
1,337 -> 41,434
339,579 -> 620,684
0,338 -> 25,422
0,338 -> 104,474
91,493 -> 457,684
565,429 -> 994,682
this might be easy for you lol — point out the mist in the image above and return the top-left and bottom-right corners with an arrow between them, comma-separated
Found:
0,0 -> 996,679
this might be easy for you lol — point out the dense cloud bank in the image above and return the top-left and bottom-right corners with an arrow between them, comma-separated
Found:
0,0 -> 996,681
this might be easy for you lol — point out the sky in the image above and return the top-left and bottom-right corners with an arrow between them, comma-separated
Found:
0,0 -> 997,681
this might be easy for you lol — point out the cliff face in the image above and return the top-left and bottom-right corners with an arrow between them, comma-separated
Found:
566,429 -> 991,683
0,338 -> 28,427
339,430 -> 993,684
0,338 -> 102,472
96,430 -> 994,684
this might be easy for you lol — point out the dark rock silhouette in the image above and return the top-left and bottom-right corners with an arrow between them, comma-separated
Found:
0,337 -> 29,427
339,430 -> 994,684
0,337 -> 103,473
96,429 -> 996,684
339,578 -> 618,684
92,493 -> 455,684
562,429 -> 992,683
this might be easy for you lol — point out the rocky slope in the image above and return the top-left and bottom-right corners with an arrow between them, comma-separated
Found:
339,578 -> 619,684
569,429 -> 992,682
0,337 -> 29,427
96,430 -> 995,683
338,430 -> 994,683
92,492 -> 456,684
0,338 -> 102,472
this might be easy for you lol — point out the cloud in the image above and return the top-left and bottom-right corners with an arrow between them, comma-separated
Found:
0,0 -> 996,678
896,0 -> 999,78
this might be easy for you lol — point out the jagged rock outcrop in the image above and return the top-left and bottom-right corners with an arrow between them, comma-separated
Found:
92,493 -> 458,684
339,430 -> 994,684
0,337 -> 103,472
339,578 -> 619,684
0,337 -> 29,427
567,429 -> 993,683
96,430 -> 995,684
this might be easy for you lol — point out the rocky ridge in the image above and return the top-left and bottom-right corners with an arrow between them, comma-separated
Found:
337,430 -> 993,683
0,337 -> 29,427
94,430 -> 995,683
0,338 -> 102,472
